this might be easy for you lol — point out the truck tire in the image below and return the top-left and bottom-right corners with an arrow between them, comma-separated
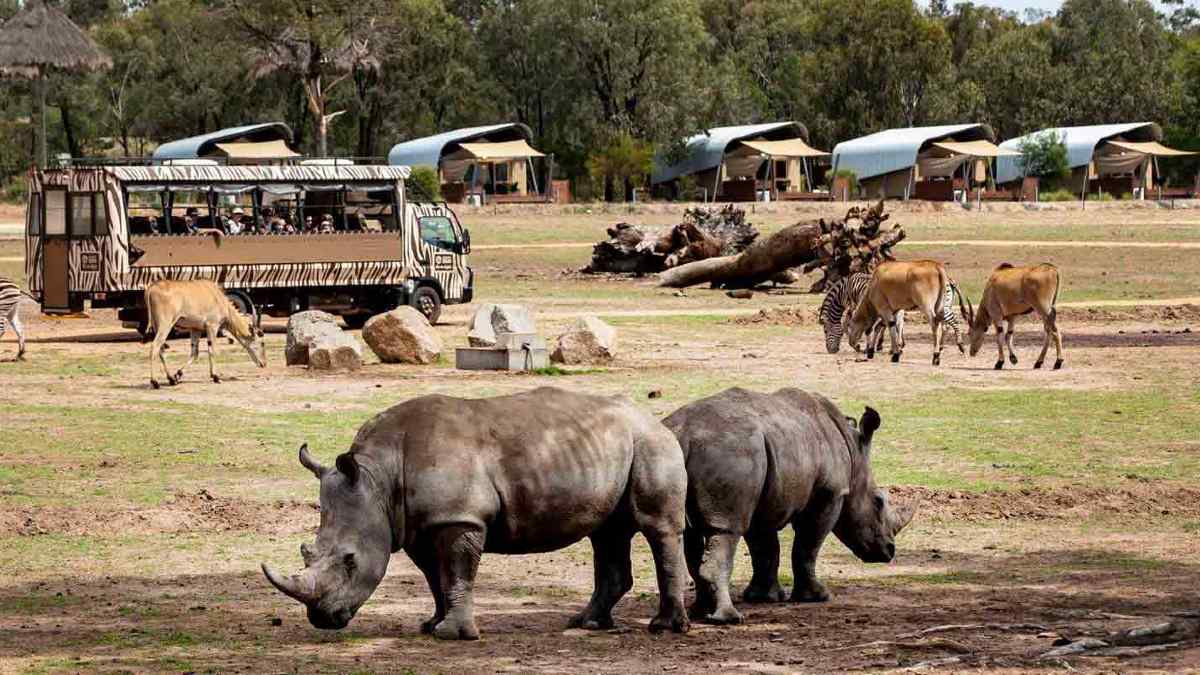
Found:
409,285 -> 442,324
342,313 -> 370,329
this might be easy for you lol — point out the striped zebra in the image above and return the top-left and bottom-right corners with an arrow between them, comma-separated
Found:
0,277 -> 28,361
819,272 -> 964,354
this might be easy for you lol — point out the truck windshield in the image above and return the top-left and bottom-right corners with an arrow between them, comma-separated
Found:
419,216 -> 459,251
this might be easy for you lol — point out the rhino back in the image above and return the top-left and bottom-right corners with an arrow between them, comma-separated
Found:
665,387 -> 853,532
360,387 -> 668,553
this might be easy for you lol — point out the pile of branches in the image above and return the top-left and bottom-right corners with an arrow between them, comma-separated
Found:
658,201 -> 905,290
801,201 -> 907,293
583,205 -> 759,275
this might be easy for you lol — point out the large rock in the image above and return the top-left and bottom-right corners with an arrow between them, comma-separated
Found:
362,307 -> 443,365
308,331 -> 364,371
468,303 -> 536,347
286,310 -> 341,366
551,316 -> 617,365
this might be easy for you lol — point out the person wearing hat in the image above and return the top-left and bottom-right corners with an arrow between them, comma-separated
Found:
226,207 -> 246,235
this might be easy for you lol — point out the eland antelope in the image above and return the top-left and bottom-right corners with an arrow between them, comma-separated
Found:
846,261 -> 972,366
968,263 -> 1063,370
145,279 -> 265,388
821,272 -> 965,355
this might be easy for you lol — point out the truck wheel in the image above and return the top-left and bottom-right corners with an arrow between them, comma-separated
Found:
409,286 -> 442,324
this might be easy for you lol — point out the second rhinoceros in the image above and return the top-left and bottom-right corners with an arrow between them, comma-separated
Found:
262,386 -> 690,639
662,387 -> 914,625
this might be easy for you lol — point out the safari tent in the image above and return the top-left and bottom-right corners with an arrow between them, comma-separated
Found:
650,122 -> 829,201
831,124 -> 1017,201
151,123 -> 299,163
387,123 -> 549,203
995,123 -> 1195,199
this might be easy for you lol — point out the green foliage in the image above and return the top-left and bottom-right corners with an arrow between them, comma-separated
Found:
1,174 -> 27,204
587,133 -> 655,202
1017,131 -> 1070,180
1039,189 -> 1079,202
407,166 -> 442,202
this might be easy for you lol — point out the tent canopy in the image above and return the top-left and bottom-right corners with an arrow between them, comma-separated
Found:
832,124 -> 996,181
153,123 -> 295,161
995,123 -> 1166,183
736,138 -> 829,158
1105,140 -> 1195,157
453,140 -> 545,161
215,140 -> 300,159
387,123 -> 535,169
651,122 -> 812,184
931,140 -> 1020,157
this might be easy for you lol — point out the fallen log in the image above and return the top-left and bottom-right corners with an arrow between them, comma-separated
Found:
658,200 -> 905,291
583,205 -> 758,275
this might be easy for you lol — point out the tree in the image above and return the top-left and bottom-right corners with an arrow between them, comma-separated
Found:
1017,130 -> 1070,182
587,132 -> 653,202
223,0 -> 381,157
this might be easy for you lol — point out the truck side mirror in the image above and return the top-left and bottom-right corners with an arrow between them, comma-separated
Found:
460,229 -> 471,255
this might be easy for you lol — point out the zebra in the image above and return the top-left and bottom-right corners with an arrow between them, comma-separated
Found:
1,277 -> 28,361
819,272 -> 964,354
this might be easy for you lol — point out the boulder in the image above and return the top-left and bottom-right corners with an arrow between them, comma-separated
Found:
468,303 -> 536,347
308,332 -> 364,371
362,307 -> 443,365
286,310 -> 341,366
551,316 -> 617,365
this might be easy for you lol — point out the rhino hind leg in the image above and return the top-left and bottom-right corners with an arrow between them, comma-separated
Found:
569,529 -> 634,630
788,498 -> 841,603
430,524 -> 483,640
741,530 -> 788,604
684,529 -> 716,619
691,531 -> 742,625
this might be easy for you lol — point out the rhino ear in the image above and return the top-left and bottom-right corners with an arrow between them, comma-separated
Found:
859,407 -> 881,448
335,453 -> 360,485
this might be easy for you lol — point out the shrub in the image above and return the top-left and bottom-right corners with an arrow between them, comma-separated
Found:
587,133 -> 654,202
1017,131 -> 1070,181
1,175 -> 27,204
407,166 -> 441,201
1039,189 -> 1078,202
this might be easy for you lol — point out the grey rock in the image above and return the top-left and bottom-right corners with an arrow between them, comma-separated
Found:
468,304 -> 536,347
286,310 -> 341,366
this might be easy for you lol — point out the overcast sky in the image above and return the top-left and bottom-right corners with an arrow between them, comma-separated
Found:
938,0 -> 1181,18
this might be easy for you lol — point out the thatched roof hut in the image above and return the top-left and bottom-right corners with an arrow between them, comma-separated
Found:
0,0 -> 112,166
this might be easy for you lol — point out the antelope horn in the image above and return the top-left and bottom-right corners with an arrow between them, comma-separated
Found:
298,443 -> 327,479
262,563 -> 317,604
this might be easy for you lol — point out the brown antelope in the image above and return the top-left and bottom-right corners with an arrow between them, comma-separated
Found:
145,280 -> 266,388
846,260 -> 972,366
968,263 -> 1063,370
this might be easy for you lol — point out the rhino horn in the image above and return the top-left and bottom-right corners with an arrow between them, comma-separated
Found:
262,563 -> 317,605
298,444 -> 327,479
891,502 -> 916,535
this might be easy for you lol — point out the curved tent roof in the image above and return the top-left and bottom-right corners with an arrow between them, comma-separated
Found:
651,122 -> 810,184
832,124 -> 995,181
995,123 -> 1163,184
152,123 -> 295,161
387,123 -> 535,169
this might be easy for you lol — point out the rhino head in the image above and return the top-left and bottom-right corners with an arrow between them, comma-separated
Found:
262,445 -> 395,629
832,407 -> 915,563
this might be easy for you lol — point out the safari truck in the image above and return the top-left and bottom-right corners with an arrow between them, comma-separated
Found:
23,164 -> 473,329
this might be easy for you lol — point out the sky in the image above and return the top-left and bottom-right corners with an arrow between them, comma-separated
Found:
932,0 -> 1182,18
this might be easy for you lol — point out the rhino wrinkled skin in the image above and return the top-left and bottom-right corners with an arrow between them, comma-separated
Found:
263,386 -> 690,639
663,387 -> 914,625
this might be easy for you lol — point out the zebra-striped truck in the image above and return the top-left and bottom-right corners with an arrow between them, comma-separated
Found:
24,164 -> 473,329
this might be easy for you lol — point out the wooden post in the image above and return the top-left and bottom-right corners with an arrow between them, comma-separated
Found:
36,68 -> 47,168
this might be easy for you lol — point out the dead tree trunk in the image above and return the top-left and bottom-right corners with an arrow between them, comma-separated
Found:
658,201 -> 905,290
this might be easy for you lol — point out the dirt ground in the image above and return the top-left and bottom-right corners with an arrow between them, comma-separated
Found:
2,204 -> 1200,673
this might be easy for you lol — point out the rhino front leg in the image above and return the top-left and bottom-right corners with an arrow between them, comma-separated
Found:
742,529 -> 787,603
569,528 -> 634,630
789,497 -> 842,603
693,531 -> 742,625
431,524 -> 483,640
406,546 -> 446,635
